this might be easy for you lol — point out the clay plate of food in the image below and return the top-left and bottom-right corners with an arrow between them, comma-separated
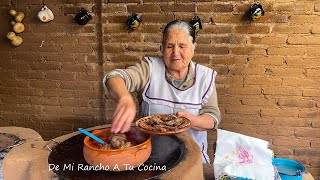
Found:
135,114 -> 191,135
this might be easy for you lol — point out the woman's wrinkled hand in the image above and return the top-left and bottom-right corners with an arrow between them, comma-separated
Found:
111,94 -> 136,133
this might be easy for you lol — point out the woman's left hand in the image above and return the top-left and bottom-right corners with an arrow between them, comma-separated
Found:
176,111 -> 215,131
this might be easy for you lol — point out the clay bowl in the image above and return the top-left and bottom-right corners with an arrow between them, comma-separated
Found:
83,127 -> 151,171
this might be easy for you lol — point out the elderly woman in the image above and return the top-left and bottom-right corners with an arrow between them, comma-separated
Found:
104,20 -> 221,164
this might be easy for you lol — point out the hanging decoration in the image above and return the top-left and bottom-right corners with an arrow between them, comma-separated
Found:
37,6 -> 54,23
7,9 -> 25,47
127,13 -> 142,30
75,8 -> 92,25
189,15 -> 202,33
247,3 -> 265,21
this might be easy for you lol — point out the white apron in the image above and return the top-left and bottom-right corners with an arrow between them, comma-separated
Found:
139,57 -> 217,164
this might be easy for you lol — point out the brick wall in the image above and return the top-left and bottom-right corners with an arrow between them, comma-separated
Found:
0,0 -> 319,178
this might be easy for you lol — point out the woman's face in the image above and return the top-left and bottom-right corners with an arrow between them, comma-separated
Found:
163,28 -> 194,74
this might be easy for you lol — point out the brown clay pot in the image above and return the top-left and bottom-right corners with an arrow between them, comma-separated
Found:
83,127 -> 151,171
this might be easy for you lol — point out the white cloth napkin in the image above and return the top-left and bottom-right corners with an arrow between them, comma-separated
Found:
214,129 -> 276,180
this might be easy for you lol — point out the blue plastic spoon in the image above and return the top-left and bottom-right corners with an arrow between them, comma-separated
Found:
78,128 -> 105,144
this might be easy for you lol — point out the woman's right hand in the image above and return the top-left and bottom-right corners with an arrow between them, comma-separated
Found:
111,94 -> 136,133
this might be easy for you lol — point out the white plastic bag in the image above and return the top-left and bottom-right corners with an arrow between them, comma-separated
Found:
214,129 -> 276,180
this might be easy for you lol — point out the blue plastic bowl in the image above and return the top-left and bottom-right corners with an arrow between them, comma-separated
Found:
272,158 -> 305,180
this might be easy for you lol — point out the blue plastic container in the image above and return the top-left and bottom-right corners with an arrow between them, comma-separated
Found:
272,158 -> 305,180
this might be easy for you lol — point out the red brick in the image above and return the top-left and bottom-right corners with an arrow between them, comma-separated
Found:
16,72 -> 45,80
295,128 -> 320,138
273,3 -> 313,13
103,24 -> 128,33
309,168 -> 320,177
235,25 -> 271,34
202,25 -> 232,34
250,36 -> 287,45
241,96 -> 277,106
283,77 -> 319,88
74,90 -> 100,99
268,47 -> 306,55
259,14 -> 289,23
302,89 -> 320,97
212,14 -> 244,23
225,105 -> 260,115
4,79 -> 31,88
61,81 -> 93,90
236,116 -> 272,125
274,138 -> 310,147
160,4 -> 195,12
257,126 -> 295,136
195,45 -> 229,55
227,86 -> 261,95
43,106 -> 74,116
307,47 -> 320,56
127,4 -> 161,13
192,55 -> 210,64
29,80 -> 60,89
196,36 -> 211,44
0,0 -> 10,5
306,69 -> 320,77
62,64 -> 86,72
261,108 -> 299,118
140,14 -> 174,23
0,95 -> 29,104
273,146 -> 294,156
211,56 -> 237,65
46,54 -> 75,62
43,90 -> 74,98
262,86 -> 301,96
76,73 -> 100,81
140,24 -> 163,33
73,107 -> 100,116
108,0 -> 139,3
211,35 -> 246,44
285,57 -> 320,67
311,26 -> 320,34
197,4 -> 233,12
229,66 -> 266,75
61,45 -> 93,53
60,99 -> 89,107
215,76 -> 243,85
231,47 -> 266,55
311,140 -> 320,148
102,4 -> 126,13
294,147 -> 320,156
29,97 -> 59,106
244,76 -> 282,86
289,15 -> 320,24
272,118 -> 310,127
143,34 -> 162,43
312,120 -> 320,128
1,61 -> 30,70
29,62 -> 62,71
299,111 -> 320,119
272,25 -> 310,34
278,98 -> 316,108
45,72 -> 75,81
0,72 -> 15,81
107,33 -> 143,43
107,54 -> 142,63
127,44 -> 159,52
287,36 -> 320,45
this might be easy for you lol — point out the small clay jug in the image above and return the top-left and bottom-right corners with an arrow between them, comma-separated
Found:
75,8 -> 92,25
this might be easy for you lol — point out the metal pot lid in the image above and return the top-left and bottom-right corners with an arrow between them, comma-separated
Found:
0,133 -> 20,152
